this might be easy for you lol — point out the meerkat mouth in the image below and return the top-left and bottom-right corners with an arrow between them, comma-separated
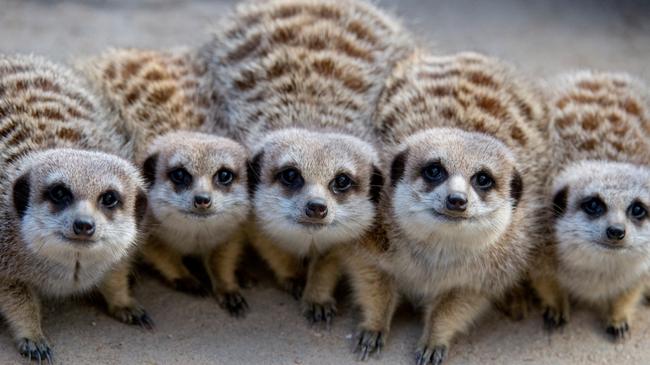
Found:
59,234 -> 97,245
430,209 -> 474,222
594,241 -> 627,251
296,220 -> 329,230
182,210 -> 218,219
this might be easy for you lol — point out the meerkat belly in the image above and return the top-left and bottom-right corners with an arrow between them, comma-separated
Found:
153,223 -> 235,255
390,246 -> 488,302
33,254 -> 117,297
557,261 -> 646,303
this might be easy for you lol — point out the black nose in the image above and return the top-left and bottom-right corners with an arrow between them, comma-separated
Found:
73,219 -> 95,237
606,225 -> 626,241
446,192 -> 468,212
194,194 -> 212,209
305,200 -> 328,219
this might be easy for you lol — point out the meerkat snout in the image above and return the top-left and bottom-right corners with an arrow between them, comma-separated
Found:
193,194 -> 212,210
72,217 -> 96,239
446,192 -> 468,212
606,224 -> 626,241
305,199 -> 328,220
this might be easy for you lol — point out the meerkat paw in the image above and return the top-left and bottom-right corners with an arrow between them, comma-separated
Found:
303,301 -> 337,326
543,305 -> 568,330
354,329 -> 384,361
236,270 -> 258,289
216,291 -> 249,318
17,337 -> 53,364
606,320 -> 630,341
173,276 -> 209,297
281,277 -> 305,300
415,344 -> 448,365
109,304 -> 155,330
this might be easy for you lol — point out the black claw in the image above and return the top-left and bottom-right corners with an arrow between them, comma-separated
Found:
543,307 -> 566,331
112,306 -> 155,331
606,321 -> 630,341
303,302 -> 336,326
173,277 -> 209,297
219,292 -> 249,318
18,338 -> 53,364
415,345 -> 447,365
135,312 -> 156,330
354,330 -> 383,361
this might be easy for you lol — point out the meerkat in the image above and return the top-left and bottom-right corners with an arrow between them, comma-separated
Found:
528,71 -> 650,340
78,48 -> 252,316
201,0 -> 414,324
348,52 -> 548,364
0,54 -> 151,362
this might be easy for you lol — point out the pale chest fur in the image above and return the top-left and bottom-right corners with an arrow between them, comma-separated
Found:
148,216 -> 241,255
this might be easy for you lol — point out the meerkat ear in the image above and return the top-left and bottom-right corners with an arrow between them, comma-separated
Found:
552,186 -> 569,218
134,189 -> 148,226
141,153 -> 158,188
510,169 -> 523,208
13,174 -> 31,219
390,149 -> 409,187
247,151 -> 264,196
369,165 -> 384,204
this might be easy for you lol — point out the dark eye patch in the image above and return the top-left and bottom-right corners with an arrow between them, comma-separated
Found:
471,170 -> 495,191
628,200 -> 648,221
580,195 -> 607,218
99,190 -> 121,209
215,168 -> 235,186
44,183 -> 74,210
276,167 -> 304,190
421,160 -> 448,185
330,172 -> 355,194
168,167 -> 192,189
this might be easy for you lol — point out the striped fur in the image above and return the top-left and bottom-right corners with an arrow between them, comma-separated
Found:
203,0 -> 414,145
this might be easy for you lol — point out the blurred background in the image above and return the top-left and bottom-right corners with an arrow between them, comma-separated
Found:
1,1 -> 650,364
2,0 -> 650,79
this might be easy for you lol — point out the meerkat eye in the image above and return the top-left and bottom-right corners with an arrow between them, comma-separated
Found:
421,162 -> 447,183
47,184 -> 73,206
169,167 -> 192,187
215,169 -> 235,186
473,171 -> 495,191
277,168 -> 304,189
628,201 -> 647,220
331,173 -> 353,194
581,196 -> 607,217
100,190 -> 120,209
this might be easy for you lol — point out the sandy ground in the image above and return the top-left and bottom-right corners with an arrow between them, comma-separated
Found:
1,0 -> 650,364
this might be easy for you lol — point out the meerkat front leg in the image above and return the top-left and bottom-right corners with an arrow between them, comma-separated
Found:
301,248 -> 341,326
345,255 -> 399,361
207,236 -> 248,317
0,278 -> 52,363
99,258 -> 154,329
417,290 -> 490,365
250,234 -> 305,299
140,240 -> 207,296
531,274 -> 569,330
605,284 -> 643,341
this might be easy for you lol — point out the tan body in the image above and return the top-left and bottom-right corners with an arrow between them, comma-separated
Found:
350,52 -> 547,363
79,49 -> 252,316
0,55 -> 151,361
529,71 -> 650,339
203,0 -> 413,323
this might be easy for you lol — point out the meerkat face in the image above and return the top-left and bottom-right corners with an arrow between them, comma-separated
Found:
551,161 -> 650,268
12,149 -> 146,267
389,128 -> 522,248
248,129 -> 383,255
141,132 -> 250,236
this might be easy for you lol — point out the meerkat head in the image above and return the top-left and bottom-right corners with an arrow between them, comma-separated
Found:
248,129 -> 383,255
551,161 -> 650,268
11,149 -> 147,266
141,131 -> 250,237
389,128 -> 522,248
